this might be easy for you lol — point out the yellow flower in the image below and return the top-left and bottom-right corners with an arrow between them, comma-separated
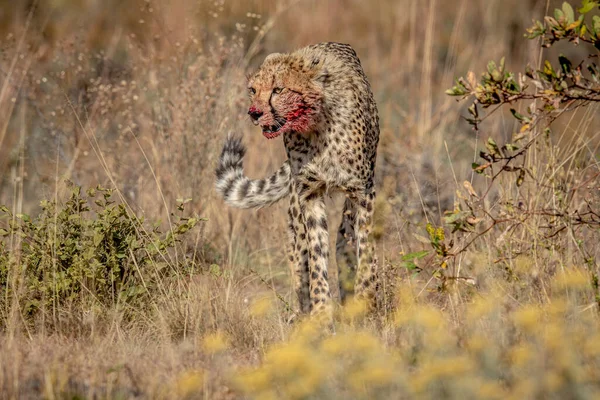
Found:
477,381 -> 507,399
552,268 -> 590,292
584,333 -> 600,356
250,296 -> 274,317
513,305 -> 541,333
175,370 -> 205,397
509,344 -> 533,367
321,334 -> 347,355
236,368 -> 272,394
466,334 -> 488,353
349,331 -> 383,354
202,331 -> 229,354
263,341 -> 325,399
348,361 -> 396,390
342,297 -> 368,321
435,226 -> 445,242
466,296 -> 495,322
544,370 -> 564,392
414,306 -> 445,330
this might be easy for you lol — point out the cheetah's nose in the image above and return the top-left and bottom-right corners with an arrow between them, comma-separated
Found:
248,108 -> 263,121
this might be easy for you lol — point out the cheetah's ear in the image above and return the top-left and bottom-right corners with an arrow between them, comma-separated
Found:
315,67 -> 330,86
264,52 -> 283,63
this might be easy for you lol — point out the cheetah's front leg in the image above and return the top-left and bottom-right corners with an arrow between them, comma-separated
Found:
287,181 -> 310,314
299,191 -> 332,319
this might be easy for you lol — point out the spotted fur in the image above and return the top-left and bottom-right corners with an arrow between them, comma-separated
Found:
215,42 -> 380,319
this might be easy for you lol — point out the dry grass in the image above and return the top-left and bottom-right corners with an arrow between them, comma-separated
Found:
1,0 -> 600,398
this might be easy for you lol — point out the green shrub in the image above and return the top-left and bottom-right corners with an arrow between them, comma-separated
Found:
0,181 -> 202,329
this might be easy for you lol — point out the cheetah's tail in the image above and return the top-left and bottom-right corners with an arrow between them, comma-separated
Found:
215,133 -> 291,209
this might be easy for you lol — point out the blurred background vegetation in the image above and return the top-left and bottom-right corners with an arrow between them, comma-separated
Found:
0,0 -> 599,398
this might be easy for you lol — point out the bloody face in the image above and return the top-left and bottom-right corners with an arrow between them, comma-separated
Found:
247,60 -> 322,139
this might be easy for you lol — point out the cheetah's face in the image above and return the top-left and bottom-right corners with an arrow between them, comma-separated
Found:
247,55 -> 323,139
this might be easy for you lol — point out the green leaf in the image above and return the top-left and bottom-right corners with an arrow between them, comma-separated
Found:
505,143 -> 519,152
562,2 -> 575,24
579,0 -> 598,14
487,60 -> 497,77
93,232 -> 103,247
0,228 -> 9,236
401,250 -> 430,262
593,15 -> 600,35
209,264 -> 222,277
445,84 -> 466,96
510,108 -> 525,121
468,103 -> 478,119
486,137 -> 500,156
472,162 -> 486,174
543,60 -> 556,78
443,211 -> 471,224
16,213 -> 30,222
588,63 -> 599,82
554,8 -> 565,23
516,168 -> 526,187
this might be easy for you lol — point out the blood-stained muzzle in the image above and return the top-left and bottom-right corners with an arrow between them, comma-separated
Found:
248,106 -> 263,122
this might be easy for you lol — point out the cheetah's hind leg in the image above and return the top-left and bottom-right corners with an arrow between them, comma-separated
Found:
352,190 -> 379,311
336,197 -> 358,304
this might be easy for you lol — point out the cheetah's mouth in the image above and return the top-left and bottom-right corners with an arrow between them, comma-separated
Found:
261,118 -> 287,139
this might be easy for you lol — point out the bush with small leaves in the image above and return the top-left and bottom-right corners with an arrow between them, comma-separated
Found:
441,0 -> 600,300
0,181 -> 203,329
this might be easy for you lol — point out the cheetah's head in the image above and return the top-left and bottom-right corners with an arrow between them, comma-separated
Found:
247,52 -> 324,139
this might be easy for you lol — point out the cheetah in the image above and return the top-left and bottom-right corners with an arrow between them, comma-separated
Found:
215,42 -> 380,319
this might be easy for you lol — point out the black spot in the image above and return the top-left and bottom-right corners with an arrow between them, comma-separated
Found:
319,217 -> 328,230
313,245 -> 322,256
306,216 -> 316,229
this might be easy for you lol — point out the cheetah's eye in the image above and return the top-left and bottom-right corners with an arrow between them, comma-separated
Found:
249,87 -> 256,95
273,87 -> 284,94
